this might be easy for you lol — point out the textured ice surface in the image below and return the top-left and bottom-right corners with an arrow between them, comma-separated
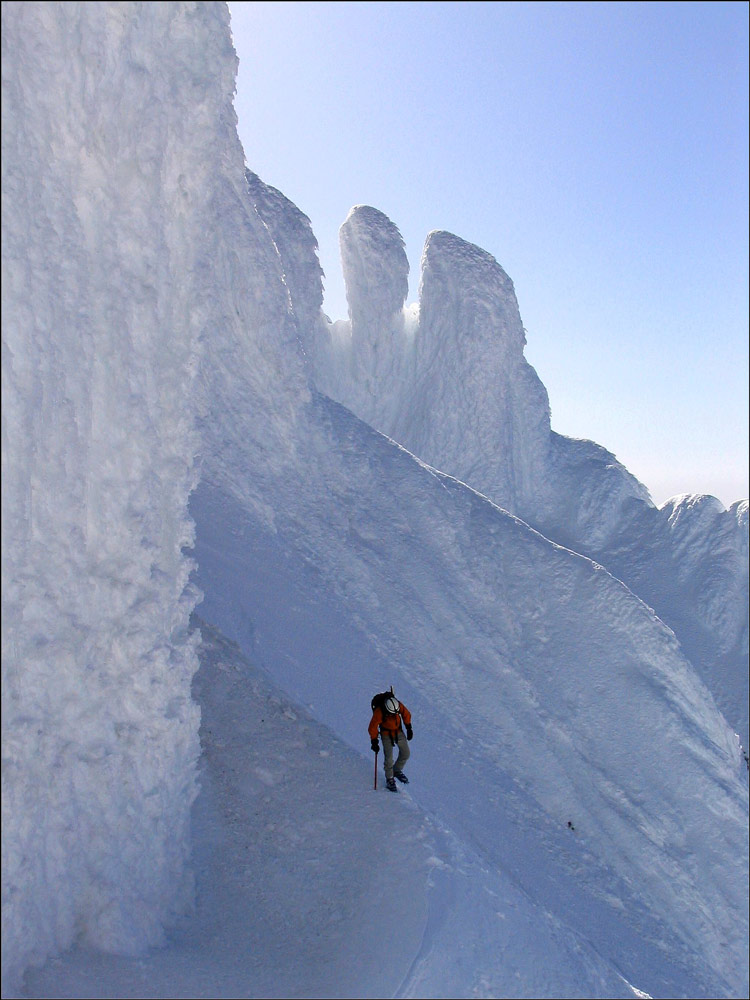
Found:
1,1 -> 233,989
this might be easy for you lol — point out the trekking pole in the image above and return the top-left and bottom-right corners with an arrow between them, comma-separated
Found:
374,748 -> 378,790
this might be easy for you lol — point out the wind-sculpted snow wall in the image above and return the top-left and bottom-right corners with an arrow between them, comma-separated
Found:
256,193 -> 654,539
0,2 -> 238,990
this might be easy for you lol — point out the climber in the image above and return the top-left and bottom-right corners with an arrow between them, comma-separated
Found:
369,689 -> 413,792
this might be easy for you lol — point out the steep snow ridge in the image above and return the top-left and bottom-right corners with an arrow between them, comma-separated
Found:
659,495 -> 749,744
253,189 -> 747,750
334,207 -> 652,540
418,229 -> 525,358
192,172 -> 311,516
244,169 -> 328,369
406,229 -> 551,509
341,204 -> 410,327
1,1 -> 236,991
543,489 -> 750,749
251,189 -> 651,545
662,496 -> 748,656
543,431 -> 654,548
330,204 -> 414,433
191,385 -> 749,997
665,494 -> 736,562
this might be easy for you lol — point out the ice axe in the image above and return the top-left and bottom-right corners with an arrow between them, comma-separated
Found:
374,747 -> 378,790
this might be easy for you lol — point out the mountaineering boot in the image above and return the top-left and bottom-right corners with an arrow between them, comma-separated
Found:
393,770 -> 409,784
386,777 -> 398,792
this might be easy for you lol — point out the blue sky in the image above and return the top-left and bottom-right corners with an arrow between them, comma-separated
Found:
228,1 -> 748,506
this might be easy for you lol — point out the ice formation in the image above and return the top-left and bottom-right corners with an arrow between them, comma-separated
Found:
251,188 -> 748,748
1,1 -> 233,988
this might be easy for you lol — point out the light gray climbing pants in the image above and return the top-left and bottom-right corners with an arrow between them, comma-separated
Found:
381,730 -> 410,780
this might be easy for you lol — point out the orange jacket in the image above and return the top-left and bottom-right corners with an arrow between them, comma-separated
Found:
369,701 -> 412,740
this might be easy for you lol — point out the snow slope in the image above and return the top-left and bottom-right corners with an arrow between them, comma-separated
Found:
189,395 -> 748,997
3,3 -> 748,998
23,620 -> 651,1000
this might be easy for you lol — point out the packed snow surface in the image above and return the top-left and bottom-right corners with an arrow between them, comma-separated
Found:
2,3 -> 748,999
